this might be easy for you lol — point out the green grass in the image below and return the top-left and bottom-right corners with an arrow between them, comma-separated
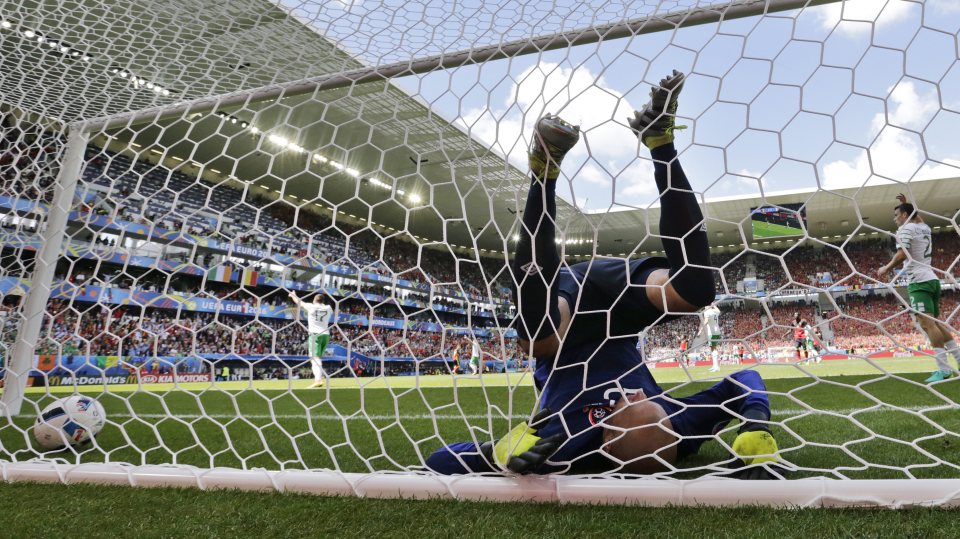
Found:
753,220 -> 805,238
17,355 -> 948,394
3,357 -> 960,535
1,482 -> 959,538
0,483 -> 956,539
3,357 -> 959,479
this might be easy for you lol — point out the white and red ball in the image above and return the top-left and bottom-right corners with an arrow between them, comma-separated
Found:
33,396 -> 106,450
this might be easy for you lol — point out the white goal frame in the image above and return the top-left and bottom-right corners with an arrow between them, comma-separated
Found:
4,0 -> 960,508
4,462 -> 960,508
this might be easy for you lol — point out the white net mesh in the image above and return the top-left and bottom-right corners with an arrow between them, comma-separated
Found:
2,0 -> 960,501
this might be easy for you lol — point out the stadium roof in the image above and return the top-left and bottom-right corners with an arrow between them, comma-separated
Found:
1,0 -> 568,253
549,176 -> 960,257
2,0 -> 958,257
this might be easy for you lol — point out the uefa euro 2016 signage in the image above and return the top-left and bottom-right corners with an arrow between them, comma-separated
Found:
231,244 -> 267,258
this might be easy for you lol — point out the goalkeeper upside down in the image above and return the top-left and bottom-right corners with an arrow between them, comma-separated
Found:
426,71 -> 783,479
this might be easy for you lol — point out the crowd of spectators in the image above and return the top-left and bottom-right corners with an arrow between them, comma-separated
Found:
0,115 -> 61,206
827,292 -> 959,353
643,290 -> 960,358
30,299 -> 516,364
79,148 -> 515,307
53,255 -> 508,331
2,118 -> 959,370
27,284 -> 955,364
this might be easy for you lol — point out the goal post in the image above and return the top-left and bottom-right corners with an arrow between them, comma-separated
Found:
3,0 -> 960,509
0,128 -> 88,416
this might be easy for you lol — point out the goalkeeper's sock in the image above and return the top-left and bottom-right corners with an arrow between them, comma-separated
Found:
651,143 -> 715,308
511,178 -> 561,341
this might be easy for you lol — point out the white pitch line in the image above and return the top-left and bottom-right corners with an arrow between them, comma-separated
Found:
61,404 -> 957,422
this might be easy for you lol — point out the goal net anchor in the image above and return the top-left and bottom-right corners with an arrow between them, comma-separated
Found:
4,461 -> 960,508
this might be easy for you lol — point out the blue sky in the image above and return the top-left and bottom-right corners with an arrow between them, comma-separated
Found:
284,0 -> 960,212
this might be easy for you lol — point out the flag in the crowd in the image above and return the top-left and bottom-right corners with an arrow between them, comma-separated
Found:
35,355 -> 57,372
94,356 -> 120,369
242,269 -> 259,287
103,355 -> 121,370
207,266 -> 233,282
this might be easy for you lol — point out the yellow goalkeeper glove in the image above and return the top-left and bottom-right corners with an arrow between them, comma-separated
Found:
732,430 -> 780,466
485,408 -> 564,474
730,428 -> 785,480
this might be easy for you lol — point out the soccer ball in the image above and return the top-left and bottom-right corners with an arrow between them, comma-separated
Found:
33,396 -> 106,450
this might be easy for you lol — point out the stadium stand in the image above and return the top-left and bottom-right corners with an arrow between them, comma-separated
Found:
1,115 -> 958,376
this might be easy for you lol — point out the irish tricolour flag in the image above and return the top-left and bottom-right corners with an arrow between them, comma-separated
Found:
207,266 -> 233,282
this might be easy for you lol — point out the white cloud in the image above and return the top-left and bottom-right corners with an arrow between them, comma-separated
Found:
458,62 -> 646,209
928,0 -> 960,14
811,0 -> 914,36
578,162 -> 613,186
821,80 -> 955,188
878,81 -> 939,132
616,159 -> 658,200
732,169 -> 767,194
918,158 -> 960,180
822,127 -> 921,189
822,148 -> 872,189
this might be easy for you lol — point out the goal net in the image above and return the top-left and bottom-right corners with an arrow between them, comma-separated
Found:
2,0 -> 960,507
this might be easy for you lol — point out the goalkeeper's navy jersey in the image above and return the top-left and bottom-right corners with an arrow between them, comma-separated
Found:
426,256 -> 770,475
426,336 -> 769,474
527,337 -> 769,473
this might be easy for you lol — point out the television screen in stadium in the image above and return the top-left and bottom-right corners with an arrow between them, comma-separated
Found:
749,203 -> 807,239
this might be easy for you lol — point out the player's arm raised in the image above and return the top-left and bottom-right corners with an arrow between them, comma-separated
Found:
288,291 -> 304,322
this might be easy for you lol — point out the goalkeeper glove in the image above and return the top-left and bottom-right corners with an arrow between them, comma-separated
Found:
732,429 -> 779,466
730,428 -> 784,480
481,408 -> 565,474
726,406 -> 785,480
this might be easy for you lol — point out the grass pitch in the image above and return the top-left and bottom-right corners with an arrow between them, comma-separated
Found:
2,356 -> 959,479
0,483 -> 956,539
2,482 -> 959,539
3,356 -> 960,536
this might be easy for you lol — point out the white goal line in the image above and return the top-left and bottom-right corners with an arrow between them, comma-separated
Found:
62,404 -> 957,422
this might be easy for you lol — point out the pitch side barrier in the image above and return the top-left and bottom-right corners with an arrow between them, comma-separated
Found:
2,351 -> 523,385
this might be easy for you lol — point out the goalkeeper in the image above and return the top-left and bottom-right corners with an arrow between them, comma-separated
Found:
427,71 -> 780,477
